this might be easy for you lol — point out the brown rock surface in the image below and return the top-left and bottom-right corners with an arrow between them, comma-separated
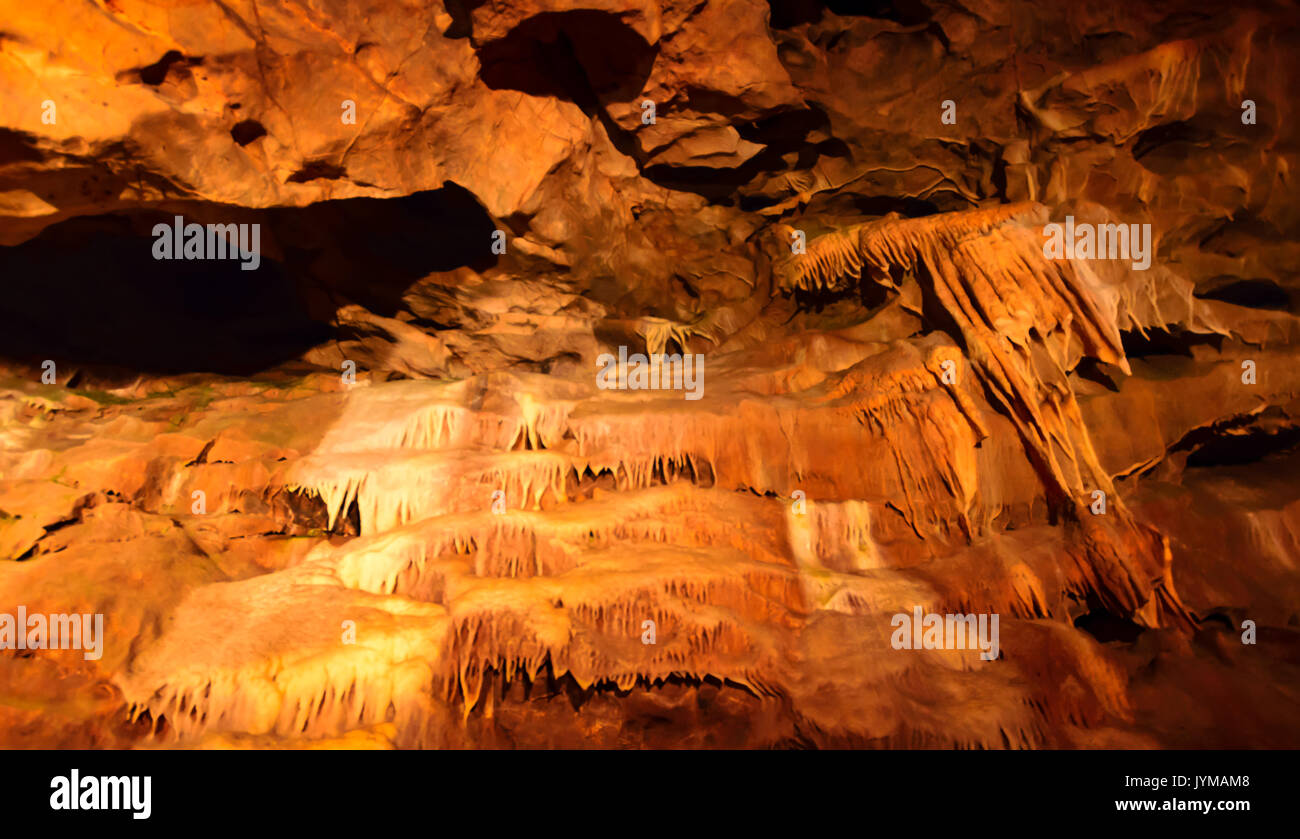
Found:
0,0 -> 1298,748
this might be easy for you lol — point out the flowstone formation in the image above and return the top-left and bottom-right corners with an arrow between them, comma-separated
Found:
0,0 -> 1298,748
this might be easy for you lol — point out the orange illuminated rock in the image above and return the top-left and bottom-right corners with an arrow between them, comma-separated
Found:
1,0 -> 1298,748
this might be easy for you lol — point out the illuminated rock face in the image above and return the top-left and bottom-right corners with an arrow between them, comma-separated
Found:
1,0 -> 1299,748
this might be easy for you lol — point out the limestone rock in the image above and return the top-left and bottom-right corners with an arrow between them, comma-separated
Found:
1,0 -> 1298,748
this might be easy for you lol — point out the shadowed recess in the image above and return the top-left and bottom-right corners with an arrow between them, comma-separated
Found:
1195,278 -> 1291,311
0,213 -> 327,375
278,182 -> 499,316
0,183 -> 499,374
766,0 -> 933,29
475,11 -> 657,105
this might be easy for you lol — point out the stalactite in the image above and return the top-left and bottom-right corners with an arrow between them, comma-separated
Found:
773,204 -> 1185,623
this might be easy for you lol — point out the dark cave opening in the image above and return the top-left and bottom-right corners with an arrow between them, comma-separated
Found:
1199,611 -> 1236,632
0,183 -> 499,376
475,11 -> 657,106
1119,327 -> 1222,359
645,161 -> 773,206
1074,596 -> 1145,644
1156,409 -> 1300,473
230,119 -> 268,147
851,195 -> 941,217
441,0 -> 483,39
788,271 -> 894,314
766,0 -> 932,29
287,160 -> 346,183
1133,119 -> 1214,160
0,128 -> 45,166
135,50 -> 194,86
294,182 -> 500,316
1133,115 -> 1257,176
1195,277 -> 1291,311
1184,425 -> 1300,468
0,213 -> 328,376
1071,356 -> 1123,392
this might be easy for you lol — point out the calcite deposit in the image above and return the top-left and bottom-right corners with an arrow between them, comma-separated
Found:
0,0 -> 1298,748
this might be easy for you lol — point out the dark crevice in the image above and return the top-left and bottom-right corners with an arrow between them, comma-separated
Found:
267,488 -> 360,537
230,119 -> 267,147
0,183 -> 497,375
1198,214 -> 1283,256
643,163 -> 763,206
340,499 -> 362,536
1184,425 -> 1300,468
1133,119 -> 1213,160
292,182 -> 499,316
766,0 -> 932,29
185,439 -> 217,467
1198,610 -> 1236,632
442,0 -> 485,39
1159,410 -> 1300,471
852,195 -> 940,217
1132,115 -> 1254,176
1074,595 -> 1145,643
476,12 -> 657,105
1072,356 -> 1122,392
1132,118 -> 1220,177
788,273 -> 893,314
909,263 -> 970,357
14,516 -> 78,561
135,50 -> 200,86
0,213 -> 327,375
0,128 -> 45,165
1120,327 -> 1221,359
735,106 -> 832,153
1195,278 -> 1290,311
287,160 -> 346,183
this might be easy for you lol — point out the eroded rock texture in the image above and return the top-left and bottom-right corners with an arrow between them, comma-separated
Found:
0,0 -> 1298,748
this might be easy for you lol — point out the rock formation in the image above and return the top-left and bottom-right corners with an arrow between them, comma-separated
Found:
0,0 -> 1297,747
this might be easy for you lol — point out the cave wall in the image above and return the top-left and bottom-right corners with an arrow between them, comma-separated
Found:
0,0 -> 1298,747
